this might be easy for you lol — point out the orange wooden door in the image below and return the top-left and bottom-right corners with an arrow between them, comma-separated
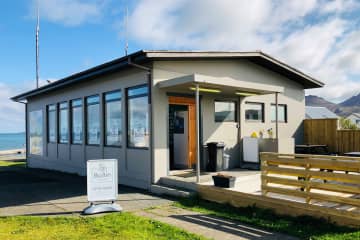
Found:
187,104 -> 196,167
168,96 -> 197,168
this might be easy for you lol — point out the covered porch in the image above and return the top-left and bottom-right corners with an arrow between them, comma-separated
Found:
157,73 -> 284,183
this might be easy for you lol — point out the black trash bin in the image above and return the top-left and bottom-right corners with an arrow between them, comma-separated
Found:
206,142 -> 225,172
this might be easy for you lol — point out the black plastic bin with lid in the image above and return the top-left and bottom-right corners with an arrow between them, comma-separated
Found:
206,142 -> 225,172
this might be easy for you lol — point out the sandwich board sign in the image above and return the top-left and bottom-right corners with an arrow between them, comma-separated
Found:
83,159 -> 122,214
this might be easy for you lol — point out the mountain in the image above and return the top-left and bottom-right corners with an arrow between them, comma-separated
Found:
339,93 -> 360,107
305,94 -> 360,117
305,95 -> 338,112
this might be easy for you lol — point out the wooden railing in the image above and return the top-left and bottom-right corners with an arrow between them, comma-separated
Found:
261,152 -> 360,211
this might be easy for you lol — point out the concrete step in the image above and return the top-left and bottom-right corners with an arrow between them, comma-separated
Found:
159,177 -> 198,191
150,184 -> 195,198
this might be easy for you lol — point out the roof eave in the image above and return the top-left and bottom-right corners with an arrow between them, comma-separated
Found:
145,51 -> 324,89
11,50 -> 147,102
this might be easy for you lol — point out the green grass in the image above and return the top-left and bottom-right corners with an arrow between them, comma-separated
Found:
0,160 -> 26,168
175,196 -> 360,240
0,213 -> 207,240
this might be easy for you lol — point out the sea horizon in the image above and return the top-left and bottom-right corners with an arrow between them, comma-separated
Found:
0,132 -> 26,151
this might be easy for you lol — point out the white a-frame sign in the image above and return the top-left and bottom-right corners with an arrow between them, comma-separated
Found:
83,159 -> 122,214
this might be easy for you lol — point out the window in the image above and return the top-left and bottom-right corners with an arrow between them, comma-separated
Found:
105,91 -> 122,146
71,99 -> 83,144
86,95 -> 100,145
214,101 -> 236,122
59,102 -> 69,143
271,104 -> 287,122
29,110 -> 43,155
245,102 -> 264,122
127,85 -> 149,148
47,104 -> 56,143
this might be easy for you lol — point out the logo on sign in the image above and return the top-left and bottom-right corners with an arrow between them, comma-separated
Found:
91,163 -> 112,183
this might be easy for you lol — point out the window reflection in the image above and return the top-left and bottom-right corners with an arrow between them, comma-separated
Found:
245,102 -> 264,122
29,110 -> 43,155
86,95 -> 100,145
47,105 -> 56,143
215,101 -> 236,122
105,91 -> 122,146
72,99 -> 83,144
127,85 -> 149,148
59,102 -> 69,143
271,104 -> 287,122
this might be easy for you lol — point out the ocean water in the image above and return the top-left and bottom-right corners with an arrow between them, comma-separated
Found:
0,133 -> 26,151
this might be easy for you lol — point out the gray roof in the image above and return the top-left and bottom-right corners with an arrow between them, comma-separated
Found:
12,50 -> 324,102
346,113 -> 360,119
305,106 -> 338,119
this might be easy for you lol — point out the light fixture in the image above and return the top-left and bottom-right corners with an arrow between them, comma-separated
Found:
189,87 -> 221,93
235,91 -> 258,96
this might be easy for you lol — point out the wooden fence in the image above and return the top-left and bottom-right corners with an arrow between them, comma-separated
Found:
304,118 -> 360,154
260,152 -> 360,225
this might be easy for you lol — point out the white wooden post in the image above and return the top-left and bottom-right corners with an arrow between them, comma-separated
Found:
275,92 -> 279,140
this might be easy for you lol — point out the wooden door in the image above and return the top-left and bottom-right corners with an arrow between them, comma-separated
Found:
168,96 -> 197,168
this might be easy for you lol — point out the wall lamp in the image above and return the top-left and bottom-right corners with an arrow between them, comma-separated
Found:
189,87 -> 221,93
235,91 -> 258,96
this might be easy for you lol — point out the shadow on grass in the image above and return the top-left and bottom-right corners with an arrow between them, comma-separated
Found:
176,196 -> 359,240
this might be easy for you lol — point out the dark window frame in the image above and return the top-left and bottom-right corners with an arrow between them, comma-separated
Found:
214,100 -> 237,122
245,101 -> 264,123
126,84 -> 149,150
58,101 -> 69,144
104,90 -> 122,148
85,94 -> 100,146
271,103 -> 288,123
47,104 -> 56,143
71,98 -> 83,145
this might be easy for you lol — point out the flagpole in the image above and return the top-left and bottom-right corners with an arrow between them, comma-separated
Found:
36,0 -> 40,88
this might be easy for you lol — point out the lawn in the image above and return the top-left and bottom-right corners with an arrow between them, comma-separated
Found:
0,213 -> 207,240
175,196 -> 360,240
0,160 -> 26,168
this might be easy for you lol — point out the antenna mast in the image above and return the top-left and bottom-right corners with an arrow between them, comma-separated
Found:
124,6 -> 128,56
36,0 -> 40,88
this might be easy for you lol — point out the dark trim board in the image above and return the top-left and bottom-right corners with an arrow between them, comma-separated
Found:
12,50 -> 324,102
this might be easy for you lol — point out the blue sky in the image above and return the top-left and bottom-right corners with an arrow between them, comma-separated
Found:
0,0 -> 359,133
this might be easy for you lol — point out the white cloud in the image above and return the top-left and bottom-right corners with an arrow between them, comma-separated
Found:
0,76 -> 60,133
320,0 -> 360,14
31,0 -> 107,26
0,83 -> 25,133
125,0 -> 360,102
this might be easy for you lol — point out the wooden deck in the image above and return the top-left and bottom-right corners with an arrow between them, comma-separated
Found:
173,153 -> 360,227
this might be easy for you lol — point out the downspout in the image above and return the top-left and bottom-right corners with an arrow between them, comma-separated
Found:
127,57 -> 154,186
18,100 -> 28,168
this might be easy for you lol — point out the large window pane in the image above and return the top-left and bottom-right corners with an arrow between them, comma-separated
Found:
72,99 -> 83,144
245,102 -> 264,122
105,91 -> 122,146
47,105 -> 56,143
59,102 -> 69,143
215,101 -> 236,122
271,104 -> 287,122
127,85 -> 149,148
29,110 -> 43,155
86,95 -> 100,145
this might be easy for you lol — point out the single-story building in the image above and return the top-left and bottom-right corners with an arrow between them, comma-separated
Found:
346,113 -> 360,128
12,50 -> 324,190
305,106 -> 338,119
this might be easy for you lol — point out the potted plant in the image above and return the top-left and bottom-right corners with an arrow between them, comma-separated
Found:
212,173 -> 236,188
